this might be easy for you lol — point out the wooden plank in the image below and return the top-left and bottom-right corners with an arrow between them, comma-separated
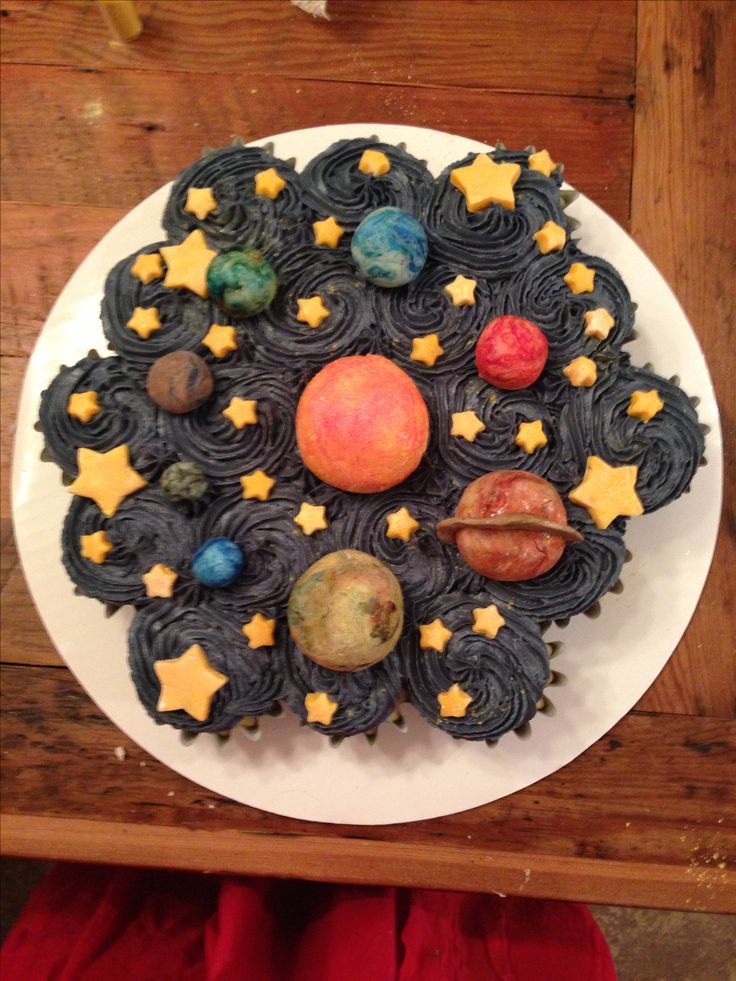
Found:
0,0 -> 636,100
631,0 -> 736,718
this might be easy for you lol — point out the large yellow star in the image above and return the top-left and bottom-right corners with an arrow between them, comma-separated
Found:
528,149 -> 556,177
472,604 -> 506,639
68,445 -> 147,518
305,691 -> 339,725
533,221 -> 566,255
450,154 -> 521,212
80,530 -> 113,564
240,469 -> 275,501
443,275 -> 477,306
160,230 -> 218,299
312,216 -> 345,248
411,334 -> 444,367
142,563 -> 178,598
202,323 -> 238,358
515,419 -> 548,453
386,506 -> 420,543
223,397 -> 258,429
451,410 -> 485,442
358,149 -> 391,176
293,502 -> 328,535
438,683 -> 473,718
254,167 -> 286,200
627,389 -> 664,423
154,644 -> 228,722
563,356 -> 597,388
242,613 -> 276,649
67,391 -> 102,424
583,307 -> 615,340
127,306 -> 161,339
569,455 -> 644,529
296,295 -> 330,328
130,251 -> 163,285
184,186 -> 217,220
419,618 -> 453,653
564,262 -> 595,295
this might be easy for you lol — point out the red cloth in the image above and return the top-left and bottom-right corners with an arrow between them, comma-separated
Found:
1,864 -> 615,980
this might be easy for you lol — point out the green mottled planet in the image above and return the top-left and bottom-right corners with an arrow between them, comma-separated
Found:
287,550 -> 404,672
206,247 -> 277,317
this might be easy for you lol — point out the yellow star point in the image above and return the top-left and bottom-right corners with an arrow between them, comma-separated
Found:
563,356 -> 597,388
202,323 -> 238,358
296,295 -> 330,329
254,167 -> 286,200
130,251 -> 163,285
294,502 -> 328,535
160,230 -> 218,299
533,220 -> 567,255
627,389 -> 664,423
386,506 -> 420,543
154,644 -> 228,723
564,262 -> 596,295
450,154 -> 521,212
438,683 -> 473,718
528,149 -> 556,177
569,455 -> 644,529
358,149 -> 391,176
127,306 -> 161,339
80,530 -> 113,564
411,333 -> 444,367
223,397 -> 258,429
242,613 -> 277,649
184,186 -> 217,220
583,307 -> 615,340
305,691 -> 339,726
142,563 -> 178,598
240,469 -> 275,501
419,618 -> 453,653
472,604 -> 506,640
443,274 -> 477,306
68,445 -> 147,517
451,410 -> 485,442
67,391 -> 102,424
515,419 -> 548,453
312,215 -> 345,248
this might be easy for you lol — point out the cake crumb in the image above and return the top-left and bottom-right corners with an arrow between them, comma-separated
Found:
167,791 -> 175,797
113,746 -> 127,761
139,761 -> 147,767
208,803 -> 215,809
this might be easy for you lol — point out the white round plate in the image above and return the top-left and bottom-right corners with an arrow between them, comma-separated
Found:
12,124 -> 722,825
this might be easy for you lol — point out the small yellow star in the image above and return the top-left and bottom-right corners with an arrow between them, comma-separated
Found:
312,216 -> 345,248
386,506 -> 420,543
533,221 -> 567,255
160,230 -> 218,299
154,644 -> 228,722
438,683 -> 473,718
627,389 -> 664,423
564,262 -> 595,295
202,323 -> 238,358
583,308 -> 615,340
242,613 -> 277,649
254,167 -> 286,200
296,295 -> 330,328
142,563 -> 178,598
563,356 -> 597,387
472,604 -> 506,639
127,306 -> 161,339
411,334 -> 444,367
67,391 -> 102,424
419,618 -> 453,653
358,149 -> 391,176
223,397 -> 258,429
240,469 -> 275,501
450,154 -> 521,212
130,252 -> 163,285
443,274 -> 477,306
80,530 -> 113,564
184,186 -> 217,220
515,419 -> 548,453
528,149 -> 556,177
69,445 -> 147,518
451,410 -> 485,442
569,455 -> 644,529
305,691 -> 339,725
294,502 -> 328,535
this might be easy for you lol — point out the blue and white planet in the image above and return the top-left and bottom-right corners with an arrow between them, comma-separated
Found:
351,207 -> 428,287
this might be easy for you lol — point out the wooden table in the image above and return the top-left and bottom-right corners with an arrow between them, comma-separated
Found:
1,0 -> 734,913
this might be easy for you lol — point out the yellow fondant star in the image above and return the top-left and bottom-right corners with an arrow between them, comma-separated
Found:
184,186 -> 217,220
160,230 -> 218,299
142,563 -> 178,599
223,397 -> 258,429
627,389 -> 664,423
296,295 -> 330,328
68,445 -> 147,518
202,323 -> 238,358
438,683 -> 473,718
254,167 -> 286,199
515,419 -> 548,453
305,691 -> 339,725
358,149 -> 391,176
67,391 -> 102,424
131,251 -> 163,285
528,149 -> 556,177
386,506 -> 420,543
569,455 -> 644,529
154,644 -> 228,722
533,221 -> 566,255
472,604 -> 506,640
564,262 -> 595,295
411,334 -> 444,367
443,274 -> 477,306
127,306 -> 161,339
451,410 -> 485,442
584,307 -> 615,340
80,530 -> 113,564
563,356 -> 597,387
294,502 -> 328,535
312,216 -> 345,248
242,613 -> 277,649
450,154 -> 521,212
419,618 -> 453,653
240,470 -> 275,501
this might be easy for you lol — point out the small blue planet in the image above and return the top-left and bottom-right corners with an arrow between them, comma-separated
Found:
191,538 -> 244,588
351,207 -> 428,287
